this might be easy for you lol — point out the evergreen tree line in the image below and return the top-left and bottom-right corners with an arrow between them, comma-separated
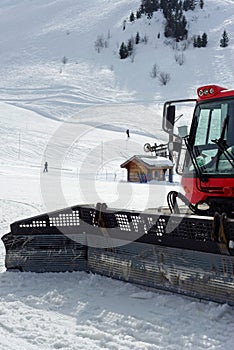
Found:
119,1 -> 229,59
193,32 -> 207,48
193,30 -> 230,48
119,29 -> 229,59
128,0 -> 205,42
138,0 -> 204,18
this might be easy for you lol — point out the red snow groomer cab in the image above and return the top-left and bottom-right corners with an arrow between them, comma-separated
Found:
163,85 -> 234,217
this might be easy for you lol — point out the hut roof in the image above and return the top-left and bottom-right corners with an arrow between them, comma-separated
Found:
120,155 -> 173,169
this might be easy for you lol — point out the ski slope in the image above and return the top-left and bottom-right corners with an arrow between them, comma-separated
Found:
1,102 -> 234,350
0,0 -> 233,120
0,0 -> 234,349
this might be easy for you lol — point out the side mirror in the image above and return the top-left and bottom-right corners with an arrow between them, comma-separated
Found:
165,105 -> 175,130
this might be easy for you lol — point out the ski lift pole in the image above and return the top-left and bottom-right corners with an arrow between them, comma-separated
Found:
18,132 -> 21,160
168,132 -> 173,183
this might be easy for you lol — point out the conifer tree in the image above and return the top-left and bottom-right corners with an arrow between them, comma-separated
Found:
136,10 -> 141,19
160,0 -> 169,18
119,42 -> 128,59
139,3 -> 144,14
183,0 -> 196,11
201,32 -> 208,47
199,0 -> 204,9
127,38 -> 134,55
197,35 -> 202,48
183,0 -> 189,11
135,32 -> 140,44
190,0 -> 196,10
193,36 -> 197,47
129,12 -> 135,22
141,0 -> 160,17
220,30 -> 229,48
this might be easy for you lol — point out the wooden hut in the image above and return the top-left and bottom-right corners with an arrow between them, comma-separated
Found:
120,155 -> 173,183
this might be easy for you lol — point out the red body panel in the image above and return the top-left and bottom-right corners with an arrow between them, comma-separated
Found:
181,176 -> 234,204
197,85 -> 234,101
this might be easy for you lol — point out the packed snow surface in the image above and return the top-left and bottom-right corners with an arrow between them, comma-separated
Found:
0,0 -> 234,349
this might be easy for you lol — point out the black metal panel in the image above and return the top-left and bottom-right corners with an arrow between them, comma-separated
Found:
88,243 -> 234,306
3,204 -> 234,257
5,248 -> 87,273
2,232 -> 87,273
2,204 -> 234,305
7,204 -> 234,253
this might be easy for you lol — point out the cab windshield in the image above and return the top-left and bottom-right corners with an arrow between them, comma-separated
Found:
186,99 -> 234,175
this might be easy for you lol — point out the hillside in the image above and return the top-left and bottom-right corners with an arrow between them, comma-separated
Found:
0,2 -> 234,350
0,0 -> 233,120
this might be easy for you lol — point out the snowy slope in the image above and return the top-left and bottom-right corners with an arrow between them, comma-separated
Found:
0,1 -> 234,349
0,0 -> 233,119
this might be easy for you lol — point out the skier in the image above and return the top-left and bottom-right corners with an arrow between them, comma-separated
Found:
126,129 -> 130,138
43,161 -> 48,172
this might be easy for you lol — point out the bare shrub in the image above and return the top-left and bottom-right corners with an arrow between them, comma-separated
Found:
158,72 -> 171,85
95,32 -> 110,52
62,56 -> 68,64
94,35 -> 105,53
130,48 -> 136,62
104,40 -> 108,48
164,39 -> 177,50
179,40 -> 190,51
150,63 -> 159,78
141,34 -> 148,44
174,52 -> 185,65
175,39 -> 190,51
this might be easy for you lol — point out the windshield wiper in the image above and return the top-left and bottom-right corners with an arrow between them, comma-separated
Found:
184,137 -> 207,181
212,139 -> 234,168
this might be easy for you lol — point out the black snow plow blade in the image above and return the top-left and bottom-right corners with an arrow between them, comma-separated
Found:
2,204 -> 234,305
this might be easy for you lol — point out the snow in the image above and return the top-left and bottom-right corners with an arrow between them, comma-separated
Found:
0,0 -> 234,349
138,155 -> 173,167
